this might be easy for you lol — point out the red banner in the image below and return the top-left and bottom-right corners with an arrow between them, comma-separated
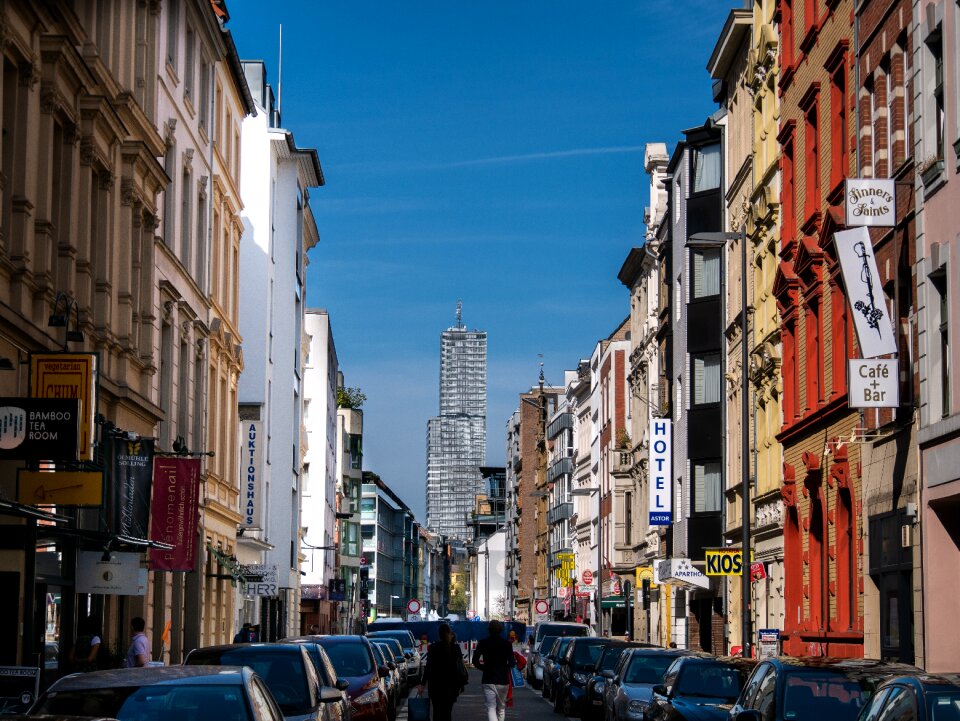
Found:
149,457 -> 201,571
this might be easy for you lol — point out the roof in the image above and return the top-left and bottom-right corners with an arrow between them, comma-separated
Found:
48,666 -> 247,691
707,9 -> 752,80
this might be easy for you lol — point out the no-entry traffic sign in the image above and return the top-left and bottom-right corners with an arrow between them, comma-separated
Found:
534,599 -> 549,615
407,598 -> 421,614
582,569 -> 594,586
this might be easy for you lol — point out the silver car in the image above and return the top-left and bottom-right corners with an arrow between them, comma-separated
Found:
604,648 -> 687,721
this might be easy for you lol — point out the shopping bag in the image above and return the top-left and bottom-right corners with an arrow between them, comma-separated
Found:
511,666 -> 525,688
408,695 -> 431,721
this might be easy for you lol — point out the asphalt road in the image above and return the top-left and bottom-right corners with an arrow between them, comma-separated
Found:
397,667 -> 558,721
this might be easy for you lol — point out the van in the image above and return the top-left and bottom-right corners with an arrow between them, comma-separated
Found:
532,621 -> 592,652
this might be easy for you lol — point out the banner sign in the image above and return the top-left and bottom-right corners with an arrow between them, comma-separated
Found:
149,457 -> 201,571
29,353 -> 97,461
0,398 -> 79,461
648,419 -> 672,525
848,359 -> 900,408
77,551 -> 147,595
845,178 -> 896,227
750,562 -> 768,583
240,421 -> 264,529
108,438 -> 155,539
835,228 -> 898,358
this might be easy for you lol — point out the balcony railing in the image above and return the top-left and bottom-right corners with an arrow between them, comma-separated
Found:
612,450 -> 634,475
547,502 -> 574,526
547,413 -> 574,440
547,456 -> 573,484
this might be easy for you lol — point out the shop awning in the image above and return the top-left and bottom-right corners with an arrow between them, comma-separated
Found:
206,542 -> 246,586
654,558 -> 711,590
601,596 -> 626,609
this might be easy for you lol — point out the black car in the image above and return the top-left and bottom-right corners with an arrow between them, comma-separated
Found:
369,642 -> 399,721
584,643 -> 636,721
553,637 -> 613,716
854,673 -> 960,721
184,642 -> 346,721
729,657 -> 923,721
647,656 -> 756,721
280,637 -> 354,721
544,638 -> 575,702
28,665 -> 286,721
605,647 -> 690,721
530,635 -> 561,690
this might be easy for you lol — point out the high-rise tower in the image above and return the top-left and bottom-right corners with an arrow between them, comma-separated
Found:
426,303 -> 487,540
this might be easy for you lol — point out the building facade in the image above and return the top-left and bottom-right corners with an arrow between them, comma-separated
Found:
426,306 -> 487,541
336,398 -> 363,632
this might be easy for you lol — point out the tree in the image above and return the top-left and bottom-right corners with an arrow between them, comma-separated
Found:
337,386 -> 366,409
494,593 -> 506,620
448,587 -> 467,613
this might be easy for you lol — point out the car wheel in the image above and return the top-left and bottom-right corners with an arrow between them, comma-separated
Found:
552,689 -> 563,714
563,693 -> 573,717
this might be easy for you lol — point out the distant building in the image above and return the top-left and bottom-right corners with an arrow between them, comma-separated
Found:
426,305 -> 487,541
468,466 -> 507,543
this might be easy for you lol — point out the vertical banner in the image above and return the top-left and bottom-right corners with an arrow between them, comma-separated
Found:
835,227 -> 898,358
108,437 -> 155,539
648,419 -> 672,525
240,420 -> 263,529
29,353 -> 97,461
149,457 -> 201,571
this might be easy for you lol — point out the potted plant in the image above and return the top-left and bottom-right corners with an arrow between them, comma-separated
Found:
919,155 -> 945,187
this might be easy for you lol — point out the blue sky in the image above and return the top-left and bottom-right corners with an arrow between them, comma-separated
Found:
228,1 -> 734,520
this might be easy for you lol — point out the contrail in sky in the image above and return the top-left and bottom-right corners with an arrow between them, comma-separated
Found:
432,145 -> 646,168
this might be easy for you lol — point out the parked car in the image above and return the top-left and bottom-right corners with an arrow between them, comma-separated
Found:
370,638 -> 409,696
279,637 -> 353,721
366,630 -> 422,686
854,672 -> 960,721
529,635 -> 560,690
646,656 -> 756,721
729,657 -> 923,721
369,643 -> 399,721
553,637 -> 613,716
184,643 -> 345,721
584,643 -> 636,721
531,621 -> 593,653
544,637 -> 575,703
604,648 -> 688,721
28,665 -> 286,721
315,635 -> 390,721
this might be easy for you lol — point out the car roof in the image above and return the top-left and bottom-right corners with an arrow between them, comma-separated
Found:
48,666 -> 249,691
315,634 -> 370,644
760,657 -> 923,679
188,642 -> 305,655
881,674 -> 960,691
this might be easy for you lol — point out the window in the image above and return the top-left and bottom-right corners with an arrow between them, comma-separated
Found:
782,0 -> 795,68
830,59 -> 847,188
868,76 -> 879,175
166,0 -> 179,69
880,687 -> 918,721
199,55 -> 210,132
933,272 -> 950,416
180,167 -> 191,262
693,353 -> 721,405
804,98 -> 820,217
928,31 -> 945,160
624,491 -> 632,545
692,248 -> 721,298
692,144 -> 721,192
184,26 -> 195,100
885,61 -> 894,175
782,128 -> 797,243
805,297 -> 823,407
693,461 -> 722,513
804,0 -> 817,37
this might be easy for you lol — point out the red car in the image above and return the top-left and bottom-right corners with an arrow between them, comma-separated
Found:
316,635 -> 390,721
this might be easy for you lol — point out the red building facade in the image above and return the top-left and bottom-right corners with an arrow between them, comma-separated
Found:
774,0 -> 864,658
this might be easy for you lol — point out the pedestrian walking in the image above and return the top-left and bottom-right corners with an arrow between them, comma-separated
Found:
124,617 -> 151,668
418,623 -> 465,721
472,619 -> 516,721
68,615 -> 101,672
233,622 -> 256,643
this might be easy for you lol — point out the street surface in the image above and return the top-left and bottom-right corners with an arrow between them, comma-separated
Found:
397,667 -> 555,721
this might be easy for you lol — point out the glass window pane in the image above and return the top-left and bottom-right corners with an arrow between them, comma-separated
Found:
693,354 -> 721,405
693,144 -> 721,192
693,249 -> 721,298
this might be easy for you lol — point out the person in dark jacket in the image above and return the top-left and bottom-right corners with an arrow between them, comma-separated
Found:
472,619 -> 516,721
417,623 -> 464,721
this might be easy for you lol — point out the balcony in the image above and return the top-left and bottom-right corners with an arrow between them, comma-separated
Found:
547,413 -> 574,441
612,450 -> 634,476
547,502 -> 574,526
547,457 -> 573,484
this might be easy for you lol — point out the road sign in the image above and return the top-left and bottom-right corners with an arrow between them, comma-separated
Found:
582,569 -> 594,586
407,598 -> 421,614
534,599 -> 549,615
407,613 -> 420,622
360,555 -> 368,567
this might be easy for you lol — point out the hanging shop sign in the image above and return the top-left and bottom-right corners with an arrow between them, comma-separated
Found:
750,562 -> 768,583
758,628 -> 781,658
108,438 -> 155,539
0,398 -> 79,461
0,666 -> 40,714
77,551 -> 147,595
648,419 -> 672,525
148,457 -> 201,571
848,359 -> 900,408
656,557 -> 710,590
29,353 -> 97,461
835,228 -> 898,359
705,548 -> 754,576
239,420 -> 264,529
17,469 -> 102,506
635,566 -> 655,587
845,178 -> 896,227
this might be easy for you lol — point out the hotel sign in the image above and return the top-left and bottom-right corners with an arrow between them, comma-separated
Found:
240,420 -> 264,529
835,228 -> 898,359
648,419 -> 672,525
845,179 -> 896,227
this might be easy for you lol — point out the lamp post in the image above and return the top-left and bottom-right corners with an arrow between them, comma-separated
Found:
570,487 -> 602,636
391,594 -> 400,619
687,227 -> 751,659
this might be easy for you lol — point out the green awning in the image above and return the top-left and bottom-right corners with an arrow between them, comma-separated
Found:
206,542 -> 247,586
601,596 -> 626,609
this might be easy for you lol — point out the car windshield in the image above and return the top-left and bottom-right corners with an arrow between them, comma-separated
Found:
573,642 -> 607,667
554,639 -> 572,658
929,691 -> 960,721
321,642 -> 375,677
782,670 -> 875,721
33,684 -> 252,721
675,664 -> 744,699
538,624 -> 588,643
186,649 -> 311,714
624,654 -> 675,685
598,648 -> 626,672
539,637 -> 558,656
371,632 -> 414,652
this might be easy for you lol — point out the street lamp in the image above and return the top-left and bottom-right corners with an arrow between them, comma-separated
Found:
687,227 -> 751,659
391,594 -> 400,618
570,487 -> 602,636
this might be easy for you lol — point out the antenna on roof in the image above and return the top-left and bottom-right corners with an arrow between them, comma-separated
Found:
456,299 -> 463,329
277,24 -> 283,118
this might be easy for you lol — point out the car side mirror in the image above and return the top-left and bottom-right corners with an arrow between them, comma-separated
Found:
652,684 -> 668,697
378,665 -> 390,678
336,679 -> 350,691
388,662 -> 397,671
601,670 -> 615,680
736,711 -> 763,721
405,652 -> 413,659
319,686 -> 344,703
